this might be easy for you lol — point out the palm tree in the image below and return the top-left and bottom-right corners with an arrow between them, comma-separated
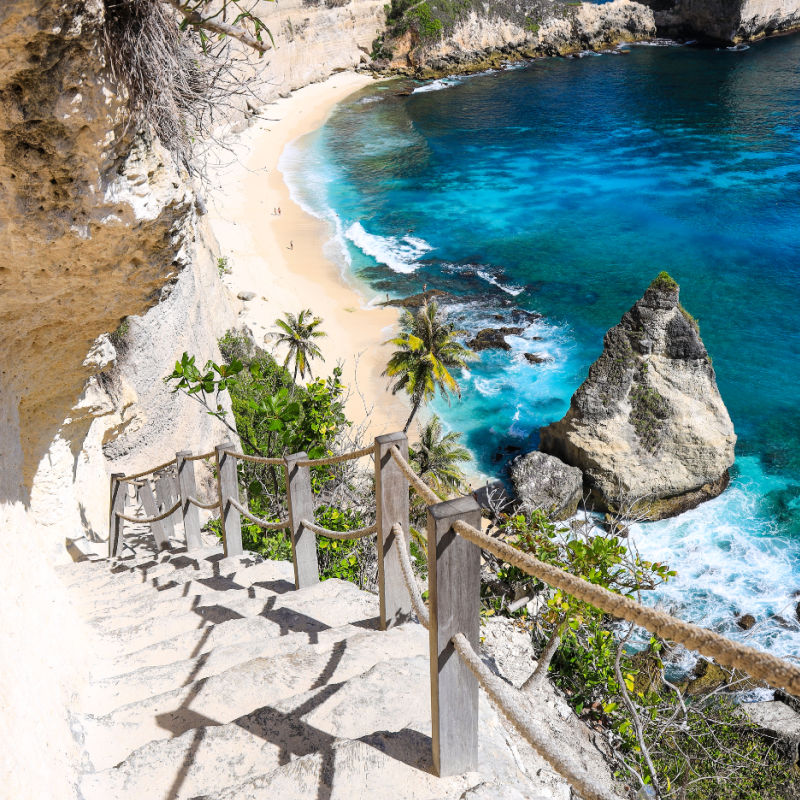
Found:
267,309 -> 326,384
411,415 -> 471,498
383,301 -> 474,432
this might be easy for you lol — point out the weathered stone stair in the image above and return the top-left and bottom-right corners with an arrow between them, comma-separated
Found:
62,539 -> 577,800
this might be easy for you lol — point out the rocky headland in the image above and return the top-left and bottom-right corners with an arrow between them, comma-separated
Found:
538,272 -> 736,520
641,0 -> 800,44
372,0 -> 800,78
374,0 -> 658,77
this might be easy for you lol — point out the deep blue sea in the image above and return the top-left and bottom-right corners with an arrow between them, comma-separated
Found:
281,37 -> 800,660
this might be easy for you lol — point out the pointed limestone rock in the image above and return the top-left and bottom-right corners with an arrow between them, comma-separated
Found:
539,272 -> 736,519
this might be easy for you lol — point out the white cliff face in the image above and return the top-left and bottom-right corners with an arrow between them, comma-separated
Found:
384,1 -> 656,74
0,0 -> 388,538
539,276 -> 736,519
642,0 -> 800,42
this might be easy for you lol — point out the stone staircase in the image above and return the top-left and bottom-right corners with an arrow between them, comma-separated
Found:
57,538 -> 579,800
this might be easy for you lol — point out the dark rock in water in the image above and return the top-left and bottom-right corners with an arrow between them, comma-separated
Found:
509,308 -> 542,324
510,451 -> 583,520
523,352 -> 552,365
468,326 -> 524,351
603,513 -> 629,538
539,272 -> 736,520
771,614 -> 793,629
685,659 -> 732,696
472,481 -> 514,514
381,289 -> 449,308
737,613 -> 756,630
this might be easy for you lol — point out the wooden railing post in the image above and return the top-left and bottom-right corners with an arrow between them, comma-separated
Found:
215,442 -> 242,558
154,470 -> 177,543
109,472 -> 125,558
137,479 -> 169,551
427,495 -> 482,777
285,451 -> 319,589
176,451 -> 203,551
375,432 -> 412,630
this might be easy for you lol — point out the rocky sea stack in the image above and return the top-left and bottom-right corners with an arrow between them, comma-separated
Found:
539,272 -> 736,519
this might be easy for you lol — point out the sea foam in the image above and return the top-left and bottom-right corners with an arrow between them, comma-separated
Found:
345,222 -> 433,273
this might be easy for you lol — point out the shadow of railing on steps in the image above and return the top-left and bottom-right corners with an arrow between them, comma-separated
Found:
110,431 -> 800,800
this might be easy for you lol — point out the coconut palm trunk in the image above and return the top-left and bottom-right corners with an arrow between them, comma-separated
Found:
403,396 -> 422,433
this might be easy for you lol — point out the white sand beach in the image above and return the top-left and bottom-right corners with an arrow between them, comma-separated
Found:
206,72 -> 410,439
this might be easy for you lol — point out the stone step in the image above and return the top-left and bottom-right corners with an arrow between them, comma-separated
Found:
92,577 -> 378,657
82,622 -> 368,715
75,552 -> 263,607
79,655 -> 432,800
80,559 -> 295,620
79,624 -> 428,770
63,547 -> 230,592
88,560 -> 295,630
184,688 -> 565,800
56,545 -> 218,584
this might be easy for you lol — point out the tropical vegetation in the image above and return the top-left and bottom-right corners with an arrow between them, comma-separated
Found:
267,309 -> 327,384
383,301 -> 474,432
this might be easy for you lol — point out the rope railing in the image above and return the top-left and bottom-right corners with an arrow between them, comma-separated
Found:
451,632 -> 620,800
222,450 -> 284,465
185,451 -> 215,461
228,497 -> 289,530
389,445 -> 440,505
451,518 -> 800,697
188,495 -> 221,511
295,444 -> 375,468
115,499 -> 181,525
118,458 -> 177,483
300,518 -> 378,540
391,523 -> 429,628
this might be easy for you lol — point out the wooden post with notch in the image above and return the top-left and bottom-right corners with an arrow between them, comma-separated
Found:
176,451 -> 203,552
285,451 -> 319,589
108,472 -> 125,558
154,470 -> 177,544
137,479 -> 169,551
375,432 -> 412,630
215,442 -> 243,558
427,495 -> 482,777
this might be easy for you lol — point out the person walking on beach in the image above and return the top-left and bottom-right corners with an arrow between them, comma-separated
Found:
288,241 -> 293,250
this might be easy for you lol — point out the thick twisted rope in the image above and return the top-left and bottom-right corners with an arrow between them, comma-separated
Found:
389,445 -> 440,505
451,519 -> 800,696
228,497 -> 289,530
391,523 -> 429,628
452,633 -> 621,800
222,450 -> 284,465
300,518 -> 377,540
188,495 -> 221,510
116,500 -> 181,524
185,451 -> 215,461
295,444 -> 375,468
118,458 -> 177,483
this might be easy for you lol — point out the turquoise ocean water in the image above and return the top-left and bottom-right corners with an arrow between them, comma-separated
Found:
280,37 -> 800,659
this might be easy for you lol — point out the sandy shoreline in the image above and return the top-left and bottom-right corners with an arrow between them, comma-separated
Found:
206,72 -> 410,440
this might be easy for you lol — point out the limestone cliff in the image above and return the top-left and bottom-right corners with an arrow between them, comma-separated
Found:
376,0 -> 656,76
539,273 -> 736,519
1,0 -> 387,541
640,0 -> 800,43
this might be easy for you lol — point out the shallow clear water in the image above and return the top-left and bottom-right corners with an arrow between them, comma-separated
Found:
281,38 -> 800,657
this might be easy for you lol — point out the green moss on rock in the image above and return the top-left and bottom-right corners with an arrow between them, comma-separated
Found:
650,270 -> 679,292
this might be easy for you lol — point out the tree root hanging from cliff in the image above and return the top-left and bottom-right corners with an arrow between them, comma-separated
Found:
103,0 -> 269,169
